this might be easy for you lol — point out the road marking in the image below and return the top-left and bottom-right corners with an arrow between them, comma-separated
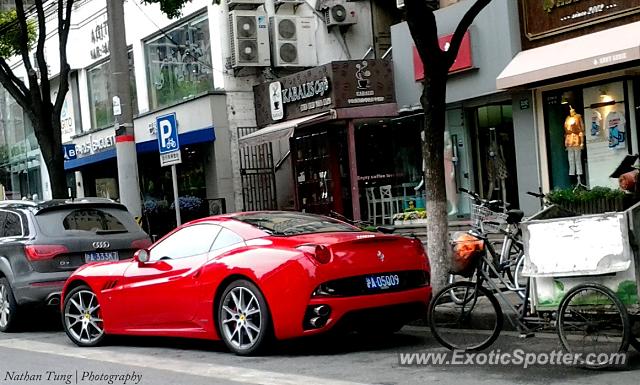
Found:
0,338 -> 366,385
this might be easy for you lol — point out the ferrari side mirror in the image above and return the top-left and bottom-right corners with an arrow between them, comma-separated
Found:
134,249 -> 150,263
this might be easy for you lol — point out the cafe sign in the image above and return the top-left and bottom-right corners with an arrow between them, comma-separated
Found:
523,0 -> 640,40
254,59 -> 395,127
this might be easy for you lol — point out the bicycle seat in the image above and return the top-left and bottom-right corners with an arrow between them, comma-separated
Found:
506,210 -> 524,224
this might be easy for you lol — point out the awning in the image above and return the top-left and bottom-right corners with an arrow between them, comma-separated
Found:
238,110 -> 336,147
497,21 -> 640,89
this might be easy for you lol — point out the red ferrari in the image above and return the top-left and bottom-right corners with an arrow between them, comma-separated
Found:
60,211 -> 431,355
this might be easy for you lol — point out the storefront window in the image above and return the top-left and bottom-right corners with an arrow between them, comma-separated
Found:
144,14 -> 213,110
544,81 -> 631,190
352,117 -> 424,221
138,144 -> 207,235
472,103 -> 518,207
0,89 -> 43,199
87,51 -> 138,130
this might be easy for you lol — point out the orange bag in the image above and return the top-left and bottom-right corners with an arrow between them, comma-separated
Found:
450,232 -> 484,277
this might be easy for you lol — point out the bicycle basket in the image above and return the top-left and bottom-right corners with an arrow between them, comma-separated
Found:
450,231 -> 484,277
470,203 -> 508,233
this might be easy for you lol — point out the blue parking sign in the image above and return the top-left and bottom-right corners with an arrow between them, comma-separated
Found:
156,113 -> 180,154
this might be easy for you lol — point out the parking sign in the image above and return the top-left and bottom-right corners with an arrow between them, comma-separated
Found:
156,113 -> 180,155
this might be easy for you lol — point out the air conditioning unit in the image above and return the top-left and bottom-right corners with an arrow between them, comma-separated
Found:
396,0 -> 405,9
270,16 -> 317,67
323,3 -> 357,27
227,0 -> 265,10
229,10 -> 271,68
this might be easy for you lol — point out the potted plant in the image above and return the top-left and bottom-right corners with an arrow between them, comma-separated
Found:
546,186 -> 626,215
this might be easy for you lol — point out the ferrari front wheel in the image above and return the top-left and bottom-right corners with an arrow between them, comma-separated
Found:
218,280 -> 271,355
62,285 -> 105,347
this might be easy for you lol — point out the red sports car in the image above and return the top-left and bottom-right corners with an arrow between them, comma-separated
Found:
60,211 -> 431,355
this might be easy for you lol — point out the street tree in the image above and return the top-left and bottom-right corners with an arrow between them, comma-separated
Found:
0,0 -> 74,198
405,0 -> 491,290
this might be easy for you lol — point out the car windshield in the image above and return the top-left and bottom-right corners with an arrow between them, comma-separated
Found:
234,212 -> 360,236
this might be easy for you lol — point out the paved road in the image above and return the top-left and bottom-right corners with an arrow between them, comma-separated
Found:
0,311 -> 638,385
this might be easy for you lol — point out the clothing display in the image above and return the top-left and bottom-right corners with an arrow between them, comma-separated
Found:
564,108 -> 585,177
444,131 -> 458,216
567,147 -> 583,176
564,109 -> 585,149
590,110 -> 602,136
606,110 -> 626,150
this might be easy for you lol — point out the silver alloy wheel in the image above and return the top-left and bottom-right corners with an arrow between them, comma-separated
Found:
221,286 -> 262,350
0,283 -> 10,328
64,290 -> 104,344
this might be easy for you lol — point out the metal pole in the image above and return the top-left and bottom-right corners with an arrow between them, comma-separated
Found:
106,0 -> 142,218
171,164 -> 181,226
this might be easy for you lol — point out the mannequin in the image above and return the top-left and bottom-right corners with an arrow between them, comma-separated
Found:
564,106 -> 585,185
486,127 -> 508,204
444,131 -> 458,216
414,131 -> 459,216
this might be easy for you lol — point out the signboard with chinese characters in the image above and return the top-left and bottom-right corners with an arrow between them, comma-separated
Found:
522,0 -> 640,40
254,60 -> 395,127
413,30 -> 474,82
89,14 -> 109,60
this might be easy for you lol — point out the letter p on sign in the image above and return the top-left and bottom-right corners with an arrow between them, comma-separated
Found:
155,113 -> 180,154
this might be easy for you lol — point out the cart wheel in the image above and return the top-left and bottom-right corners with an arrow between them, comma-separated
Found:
557,283 -> 630,368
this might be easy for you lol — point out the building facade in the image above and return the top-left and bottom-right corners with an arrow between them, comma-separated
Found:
390,0 -> 533,217
1,0 -> 390,229
498,1 -> 640,213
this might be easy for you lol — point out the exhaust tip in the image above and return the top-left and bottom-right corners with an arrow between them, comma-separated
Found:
313,305 -> 330,317
47,296 -> 60,306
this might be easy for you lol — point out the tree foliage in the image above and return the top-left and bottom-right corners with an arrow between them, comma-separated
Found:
0,9 -> 36,58
144,0 -> 221,19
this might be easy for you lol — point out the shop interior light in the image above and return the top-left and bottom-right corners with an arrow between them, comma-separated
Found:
599,88 -> 615,103
561,94 -> 569,104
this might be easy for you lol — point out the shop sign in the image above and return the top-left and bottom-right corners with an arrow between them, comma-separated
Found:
413,31 -> 473,81
74,131 -> 116,157
88,15 -> 109,60
254,60 -> 395,127
522,0 -> 640,40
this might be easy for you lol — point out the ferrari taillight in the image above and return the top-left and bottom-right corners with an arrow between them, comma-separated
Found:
297,244 -> 332,264
25,245 -> 69,261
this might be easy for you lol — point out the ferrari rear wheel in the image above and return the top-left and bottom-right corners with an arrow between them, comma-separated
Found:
62,285 -> 105,347
218,280 -> 271,355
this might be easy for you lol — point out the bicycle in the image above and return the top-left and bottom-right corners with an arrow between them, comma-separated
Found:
429,224 -> 633,368
451,189 -> 525,292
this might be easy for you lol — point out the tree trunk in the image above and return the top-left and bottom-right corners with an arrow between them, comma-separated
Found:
421,70 -> 450,292
34,116 -> 67,199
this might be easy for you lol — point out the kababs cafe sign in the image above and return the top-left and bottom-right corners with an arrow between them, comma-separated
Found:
523,0 -> 640,40
254,59 -> 395,127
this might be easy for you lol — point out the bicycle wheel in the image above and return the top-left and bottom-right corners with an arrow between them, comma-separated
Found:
429,281 -> 503,351
557,283 -> 630,368
447,274 -> 476,304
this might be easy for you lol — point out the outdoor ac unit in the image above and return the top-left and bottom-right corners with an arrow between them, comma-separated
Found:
270,16 -> 317,67
323,3 -> 357,27
396,0 -> 405,9
229,10 -> 271,68
227,0 -> 265,9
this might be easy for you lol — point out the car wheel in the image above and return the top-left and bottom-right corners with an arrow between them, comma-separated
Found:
62,285 -> 105,347
218,279 -> 272,356
0,278 -> 19,332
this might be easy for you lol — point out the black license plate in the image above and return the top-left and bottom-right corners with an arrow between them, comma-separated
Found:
365,274 -> 400,291
85,251 -> 119,263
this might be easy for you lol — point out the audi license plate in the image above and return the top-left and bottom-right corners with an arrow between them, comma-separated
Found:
85,251 -> 119,263
365,274 -> 400,291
